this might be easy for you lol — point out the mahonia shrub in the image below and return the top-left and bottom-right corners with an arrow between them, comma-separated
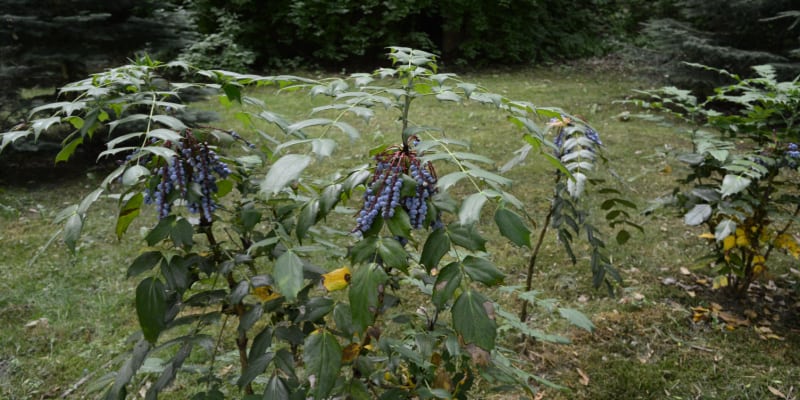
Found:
0,48 -> 630,398
633,63 -> 800,295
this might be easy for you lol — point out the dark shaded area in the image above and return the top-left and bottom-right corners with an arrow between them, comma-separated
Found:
0,0 -> 192,126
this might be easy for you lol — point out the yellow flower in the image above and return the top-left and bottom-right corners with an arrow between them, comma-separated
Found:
322,266 -> 351,291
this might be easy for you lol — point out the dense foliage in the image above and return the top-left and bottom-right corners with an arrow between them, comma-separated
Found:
0,48 -> 636,398
188,0 -> 629,69
643,0 -> 800,92
634,64 -> 800,295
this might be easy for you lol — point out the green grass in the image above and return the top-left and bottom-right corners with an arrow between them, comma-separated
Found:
1,63 -> 798,399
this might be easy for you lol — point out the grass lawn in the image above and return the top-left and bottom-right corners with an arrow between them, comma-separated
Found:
1,62 -> 798,399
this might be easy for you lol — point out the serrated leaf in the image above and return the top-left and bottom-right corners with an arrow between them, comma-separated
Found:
437,171 -> 468,191
296,199 -> 319,241
494,208 -> 531,247
274,251 -> 304,301
458,192 -> 487,225
558,308 -> 595,332
349,264 -> 388,333
170,217 -> 194,248
420,228 -> 450,272
720,174 -> 751,197
435,91 -> 462,102
452,290 -> 496,350
136,277 -> 167,343
260,154 -> 312,196
462,256 -> 504,286
151,115 -> 187,131
684,204 -> 712,226
304,330 -> 342,400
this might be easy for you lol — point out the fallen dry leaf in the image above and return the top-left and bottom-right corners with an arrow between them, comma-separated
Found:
767,386 -> 787,399
576,368 -> 590,386
680,267 -> 691,275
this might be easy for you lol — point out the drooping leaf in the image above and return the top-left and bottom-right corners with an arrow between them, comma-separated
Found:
432,262 -> 463,309
263,375 -> 290,400
462,256 -> 504,286
303,330 -> 342,400
260,154 -> 312,196
274,251 -> 305,301
170,217 -> 194,248
447,223 -> 487,251
715,219 -> 737,241
349,264 -> 388,333
420,228 -> 450,272
237,352 -> 273,389
494,208 -> 531,247
64,213 -> 83,253
116,193 -> 144,239
55,137 -> 83,163
452,289 -> 496,350
136,277 -> 167,343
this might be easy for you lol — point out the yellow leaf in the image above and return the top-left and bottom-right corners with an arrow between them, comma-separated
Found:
723,235 -> 736,251
698,232 -> 715,239
253,285 -> 281,302
322,266 -> 351,291
735,229 -> 749,247
341,343 -> 361,363
712,275 -> 728,290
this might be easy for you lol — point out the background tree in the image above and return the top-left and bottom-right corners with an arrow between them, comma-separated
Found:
643,0 -> 800,92
0,0 -> 193,128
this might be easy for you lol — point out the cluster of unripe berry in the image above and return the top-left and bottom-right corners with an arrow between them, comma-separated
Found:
142,130 -> 231,223
354,138 -> 439,234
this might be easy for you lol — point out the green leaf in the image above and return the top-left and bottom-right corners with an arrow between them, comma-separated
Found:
494,208 -> 531,247
432,262 -> 463,309
615,229 -> 631,245
447,223 -> 487,251
715,219 -> 736,241
437,171 -> 468,191
121,165 -> 150,187
458,192 -> 487,226
377,237 -> 409,272
274,251 -> 305,302
349,264 -> 388,333
296,199 -> 319,241
452,289 -> 496,350
222,82 -> 242,103
303,330 -> 342,400
116,193 -> 143,239
420,228 -> 450,272
146,216 -> 176,246
684,204 -> 711,226
462,256 -> 504,286
127,251 -> 163,278
260,154 -> 312,196
237,352 -> 273,389
136,277 -> 167,343
64,213 -> 83,253
55,137 -> 83,163
263,375 -> 289,400
558,308 -> 595,332
170,217 -> 194,248
386,208 -> 412,239
720,174 -> 751,197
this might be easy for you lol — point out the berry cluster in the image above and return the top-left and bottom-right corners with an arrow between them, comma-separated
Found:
354,138 -> 439,234
549,117 -> 602,157
142,130 -> 231,223
787,142 -> 800,168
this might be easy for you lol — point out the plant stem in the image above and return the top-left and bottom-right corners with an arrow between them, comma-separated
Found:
520,201 -> 555,322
